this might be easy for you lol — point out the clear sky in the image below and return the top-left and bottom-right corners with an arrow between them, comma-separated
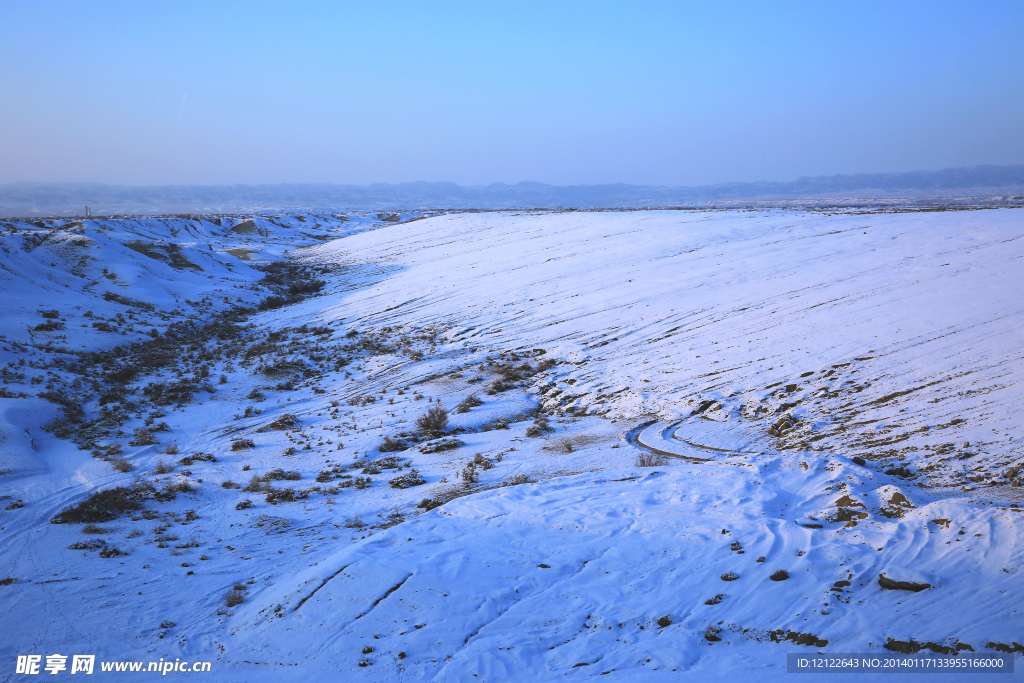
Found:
1,1 -> 1021,187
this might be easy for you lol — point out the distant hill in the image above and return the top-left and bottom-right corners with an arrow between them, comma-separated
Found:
2,164 -> 1022,215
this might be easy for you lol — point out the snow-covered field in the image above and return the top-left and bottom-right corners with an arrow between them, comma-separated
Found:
0,207 -> 1022,681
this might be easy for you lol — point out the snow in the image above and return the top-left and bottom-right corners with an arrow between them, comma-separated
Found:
0,207 -> 1022,682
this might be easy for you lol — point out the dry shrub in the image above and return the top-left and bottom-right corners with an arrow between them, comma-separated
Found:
257,413 -> 298,432
416,405 -> 448,433
389,469 -> 426,489
129,428 -> 158,446
51,482 -> 150,524
419,438 -> 463,454
109,457 -> 134,472
265,488 -> 296,504
635,452 -> 669,467
455,395 -> 483,413
378,436 -> 408,452
263,468 -> 300,481
525,417 -> 553,437
242,475 -> 265,492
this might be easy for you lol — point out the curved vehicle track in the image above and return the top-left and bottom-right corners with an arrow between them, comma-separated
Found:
627,417 -> 765,462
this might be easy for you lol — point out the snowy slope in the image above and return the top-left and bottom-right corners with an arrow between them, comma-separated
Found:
304,208 -> 1024,488
0,207 -> 1022,682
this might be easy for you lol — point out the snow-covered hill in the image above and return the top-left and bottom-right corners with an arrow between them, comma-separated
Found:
0,207 -> 1021,682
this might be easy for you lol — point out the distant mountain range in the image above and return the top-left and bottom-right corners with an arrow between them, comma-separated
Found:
2,165 -> 1022,216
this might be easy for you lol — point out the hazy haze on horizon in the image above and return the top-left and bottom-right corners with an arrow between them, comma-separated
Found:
1,0 -> 1021,187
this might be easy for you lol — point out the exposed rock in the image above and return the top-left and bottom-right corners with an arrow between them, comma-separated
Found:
232,219 -> 258,234
987,642 -> 1024,653
885,466 -> 913,478
829,507 -> 869,528
878,572 -> 931,592
771,629 -> 828,647
768,416 -> 794,436
885,638 -> 955,655
880,489 -> 915,518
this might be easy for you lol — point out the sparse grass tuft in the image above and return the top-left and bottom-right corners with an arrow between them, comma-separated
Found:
770,569 -> 790,581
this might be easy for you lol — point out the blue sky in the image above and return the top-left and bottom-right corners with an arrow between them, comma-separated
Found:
1,1 -> 1021,186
